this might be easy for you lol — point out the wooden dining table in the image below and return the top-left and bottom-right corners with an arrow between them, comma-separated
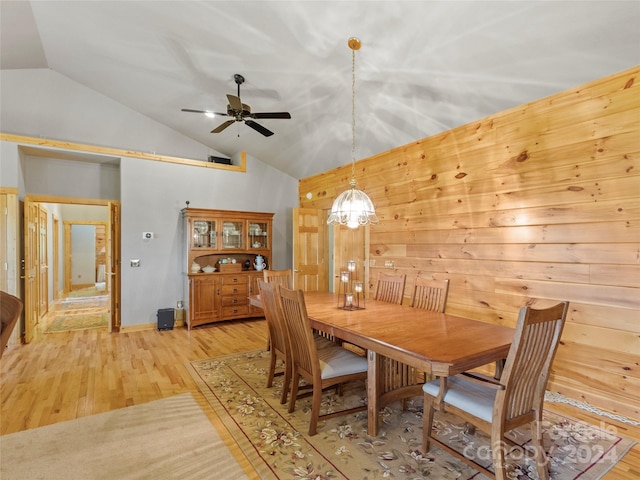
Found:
249,290 -> 515,436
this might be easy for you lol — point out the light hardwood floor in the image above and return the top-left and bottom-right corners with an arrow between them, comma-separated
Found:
1,319 -> 638,479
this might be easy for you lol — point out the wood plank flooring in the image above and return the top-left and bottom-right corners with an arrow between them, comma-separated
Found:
1,318 -> 638,479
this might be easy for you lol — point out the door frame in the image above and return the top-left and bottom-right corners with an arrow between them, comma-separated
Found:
292,207 -> 370,294
23,195 -> 121,340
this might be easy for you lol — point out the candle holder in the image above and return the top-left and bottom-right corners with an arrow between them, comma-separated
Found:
337,260 -> 365,310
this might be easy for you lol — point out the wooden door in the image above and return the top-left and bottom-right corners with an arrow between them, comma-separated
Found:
24,201 -> 39,343
292,208 -> 327,291
108,201 -> 121,332
37,205 -> 48,319
0,193 -> 7,293
52,215 -> 59,300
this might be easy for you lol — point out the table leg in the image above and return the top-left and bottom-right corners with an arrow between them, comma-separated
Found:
494,358 -> 506,379
367,349 -> 381,436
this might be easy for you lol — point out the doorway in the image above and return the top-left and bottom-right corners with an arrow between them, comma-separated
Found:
23,196 -> 121,342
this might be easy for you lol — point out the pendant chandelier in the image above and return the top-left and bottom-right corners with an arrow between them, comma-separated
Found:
327,37 -> 379,229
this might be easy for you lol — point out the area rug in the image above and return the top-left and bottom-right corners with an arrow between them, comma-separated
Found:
0,393 -> 250,480
67,284 -> 107,297
45,312 -> 109,332
188,349 -> 636,480
55,295 -> 108,311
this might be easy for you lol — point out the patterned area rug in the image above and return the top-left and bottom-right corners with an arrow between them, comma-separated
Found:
45,313 -> 108,333
188,349 -> 636,480
55,295 -> 108,311
67,285 -> 107,298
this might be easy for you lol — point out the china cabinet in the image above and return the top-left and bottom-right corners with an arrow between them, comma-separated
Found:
182,207 -> 273,329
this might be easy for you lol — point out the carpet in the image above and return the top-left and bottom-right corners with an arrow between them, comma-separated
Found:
45,312 -> 109,332
67,284 -> 107,297
188,349 -> 636,480
55,295 -> 109,311
0,393 -> 250,480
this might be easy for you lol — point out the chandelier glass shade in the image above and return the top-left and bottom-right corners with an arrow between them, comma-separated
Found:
327,178 -> 378,229
328,37 -> 378,229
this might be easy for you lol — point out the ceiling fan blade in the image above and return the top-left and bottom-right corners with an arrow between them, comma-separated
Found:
211,120 -> 235,133
181,108 -> 208,114
252,112 -> 292,119
182,108 -> 229,116
245,120 -> 274,137
226,94 -> 243,112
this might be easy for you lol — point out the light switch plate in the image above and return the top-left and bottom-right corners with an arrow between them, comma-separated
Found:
130,259 -> 141,267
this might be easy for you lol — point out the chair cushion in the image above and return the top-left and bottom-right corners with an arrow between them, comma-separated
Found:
317,345 -> 368,379
423,376 -> 497,423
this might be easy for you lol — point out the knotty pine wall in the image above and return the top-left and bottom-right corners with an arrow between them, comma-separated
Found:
298,66 -> 640,420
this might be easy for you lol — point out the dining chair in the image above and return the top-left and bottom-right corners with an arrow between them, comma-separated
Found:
258,280 -> 343,405
409,277 -> 449,312
1,291 -> 23,359
257,279 -> 292,404
276,285 -> 368,436
263,268 -> 292,289
373,272 -> 406,304
422,301 -> 569,480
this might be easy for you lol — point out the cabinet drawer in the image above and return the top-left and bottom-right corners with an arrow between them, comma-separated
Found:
221,275 -> 244,285
221,305 -> 250,317
220,283 -> 248,296
221,295 -> 248,307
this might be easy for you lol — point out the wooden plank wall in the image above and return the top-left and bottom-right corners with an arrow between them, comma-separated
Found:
298,66 -> 640,420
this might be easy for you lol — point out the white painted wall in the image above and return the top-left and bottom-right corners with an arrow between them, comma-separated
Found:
1,69 -> 298,328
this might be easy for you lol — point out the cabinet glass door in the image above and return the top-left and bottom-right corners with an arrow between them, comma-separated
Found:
249,221 -> 269,250
192,219 -> 216,249
222,221 -> 244,249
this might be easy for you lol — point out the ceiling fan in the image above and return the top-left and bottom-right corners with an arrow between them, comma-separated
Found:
181,74 -> 291,137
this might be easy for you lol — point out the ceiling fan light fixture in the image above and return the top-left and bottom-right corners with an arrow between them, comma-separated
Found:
328,37 -> 378,229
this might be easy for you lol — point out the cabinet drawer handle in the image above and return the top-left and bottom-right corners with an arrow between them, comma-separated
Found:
232,298 -> 238,304
232,278 -> 238,283
232,288 -> 238,293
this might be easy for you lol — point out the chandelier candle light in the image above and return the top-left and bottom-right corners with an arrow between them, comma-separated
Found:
327,37 -> 379,229
338,259 -> 365,310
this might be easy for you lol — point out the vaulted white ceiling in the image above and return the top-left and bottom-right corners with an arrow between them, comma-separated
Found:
2,1 -> 639,179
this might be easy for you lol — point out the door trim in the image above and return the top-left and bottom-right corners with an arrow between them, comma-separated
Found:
24,194 -> 121,340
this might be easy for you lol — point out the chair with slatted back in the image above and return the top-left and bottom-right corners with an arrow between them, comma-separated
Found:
257,279 -> 293,404
263,269 -> 292,289
410,277 -> 449,313
422,301 -> 569,480
373,272 -> 406,304
276,285 -> 368,436
1,291 -> 23,358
